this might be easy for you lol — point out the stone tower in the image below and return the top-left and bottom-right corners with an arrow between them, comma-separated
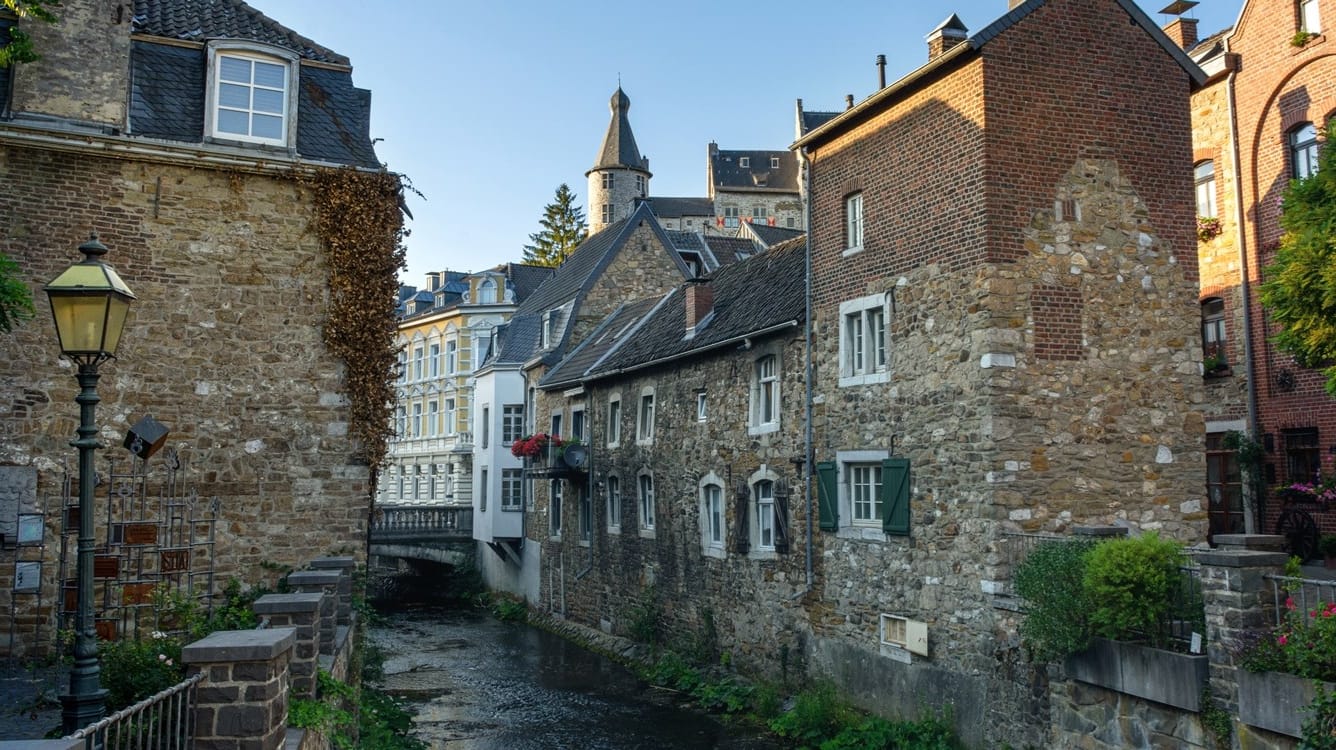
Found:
586,87 -> 651,234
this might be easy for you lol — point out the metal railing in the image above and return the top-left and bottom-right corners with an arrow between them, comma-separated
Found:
999,531 -> 1064,574
371,504 -> 473,542
1266,573 -> 1336,627
65,671 -> 203,749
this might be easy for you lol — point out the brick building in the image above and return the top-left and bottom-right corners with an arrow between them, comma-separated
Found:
1186,0 -> 1336,550
0,0 -> 397,655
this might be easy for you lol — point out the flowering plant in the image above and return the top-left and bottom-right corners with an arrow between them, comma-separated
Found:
1197,216 -> 1223,242
1241,595 -> 1336,681
510,433 -> 563,459
1277,473 -> 1336,505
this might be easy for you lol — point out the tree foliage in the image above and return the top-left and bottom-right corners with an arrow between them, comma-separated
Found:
523,183 -> 586,268
1,0 -> 60,68
0,251 -> 35,334
1261,122 -> 1336,396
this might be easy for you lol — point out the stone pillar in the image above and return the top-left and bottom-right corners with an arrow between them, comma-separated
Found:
182,628 -> 295,750
252,593 -> 323,698
286,570 -> 340,655
309,556 -> 357,626
1196,535 -> 1289,714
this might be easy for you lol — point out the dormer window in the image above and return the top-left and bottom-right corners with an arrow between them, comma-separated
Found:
207,43 -> 298,147
739,157 -> 750,168
477,278 -> 497,304
542,309 -> 562,349
770,156 -> 780,169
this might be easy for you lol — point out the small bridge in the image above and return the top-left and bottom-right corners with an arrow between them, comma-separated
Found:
369,504 -> 474,567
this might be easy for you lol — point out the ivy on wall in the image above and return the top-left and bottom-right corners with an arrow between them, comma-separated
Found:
303,168 -> 406,469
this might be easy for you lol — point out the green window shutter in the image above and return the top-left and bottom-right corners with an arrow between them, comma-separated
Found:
881,457 -> 910,536
816,461 -> 838,531
734,481 -> 750,554
774,482 -> 790,554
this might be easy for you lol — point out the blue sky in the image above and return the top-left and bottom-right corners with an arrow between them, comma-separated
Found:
255,0 -> 1241,286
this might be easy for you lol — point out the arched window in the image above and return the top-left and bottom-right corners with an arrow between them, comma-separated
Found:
1291,123 -> 1320,179
1202,297 -> 1227,369
754,480 -> 775,551
1194,160 -> 1217,218
477,278 -> 497,304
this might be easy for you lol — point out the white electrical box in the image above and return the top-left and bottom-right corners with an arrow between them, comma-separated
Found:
880,613 -> 929,657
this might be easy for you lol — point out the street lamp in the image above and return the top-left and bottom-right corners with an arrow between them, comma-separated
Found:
45,233 -> 135,734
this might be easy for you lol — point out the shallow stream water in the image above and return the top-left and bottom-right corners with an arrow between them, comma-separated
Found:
369,606 -> 779,749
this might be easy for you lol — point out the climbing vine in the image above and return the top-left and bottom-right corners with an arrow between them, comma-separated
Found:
302,168 -> 406,469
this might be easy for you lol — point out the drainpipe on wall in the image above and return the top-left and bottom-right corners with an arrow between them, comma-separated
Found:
801,146 -> 815,593
1226,61 -> 1261,534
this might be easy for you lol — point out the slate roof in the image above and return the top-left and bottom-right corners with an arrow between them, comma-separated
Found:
132,0 -> 348,64
703,235 -> 759,266
488,202 -> 689,368
800,109 -> 839,135
647,196 -> 714,218
746,223 -> 804,248
539,297 -> 663,389
584,235 -> 807,381
590,87 -> 649,174
505,263 -> 556,303
121,0 -> 378,167
710,148 -> 799,194
795,0 -> 1207,149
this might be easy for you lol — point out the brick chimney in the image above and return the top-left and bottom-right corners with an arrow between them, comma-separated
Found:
927,14 -> 969,60
1163,17 -> 1200,50
685,279 -> 713,331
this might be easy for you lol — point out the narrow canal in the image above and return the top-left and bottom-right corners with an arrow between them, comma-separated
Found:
369,606 -> 779,749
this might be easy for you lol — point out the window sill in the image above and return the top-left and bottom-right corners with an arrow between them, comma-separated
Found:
702,545 -> 726,560
838,371 -> 891,388
635,437 -> 654,446
748,549 -> 778,561
1203,367 -> 1233,380
579,540 -> 590,548
638,528 -> 657,539
607,525 -> 621,535
748,422 -> 780,437
501,506 -> 524,513
838,526 -> 888,542
842,246 -> 864,258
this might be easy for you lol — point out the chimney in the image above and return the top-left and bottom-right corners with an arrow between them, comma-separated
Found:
844,94 -> 855,110
927,14 -> 969,60
685,279 -> 713,331
425,271 -> 443,290
1163,17 -> 1200,50
876,54 -> 887,89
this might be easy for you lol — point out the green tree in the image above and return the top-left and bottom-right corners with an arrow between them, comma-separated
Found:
1,1 -> 60,68
0,251 -> 35,333
523,183 -> 586,268
1261,122 -> 1336,396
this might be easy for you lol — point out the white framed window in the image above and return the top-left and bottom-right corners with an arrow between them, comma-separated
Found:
635,174 -> 646,195
502,469 -> 523,510
550,413 -> 563,442
1302,0 -> 1322,33
844,193 -> 864,253
477,278 -> 497,304
752,207 -> 767,222
413,345 -> 425,381
1194,160 -> 1217,219
395,406 -> 406,438
724,206 -> 740,228
479,468 -> 488,512
428,464 -> 438,500
549,480 -> 563,537
1202,297 -> 1228,367
696,391 -> 708,422
638,472 -> 656,532
749,354 -> 779,435
602,173 -> 615,189
207,45 -> 296,146
445,340 -> 458,373
396,351 -> 407,383
428,343 -> 440,378
571,406 -> 586,442
411,403 -> 422,438
427,400 -> 439,437
849,462 -> 884,526
839,293 -> 891,387
578,487 -> 592,544
444,398 -> 456,435
542,309 -> 562,349
739,156 -> 750,167
481,406 -> 490,449
700,474 -> 725,558
606,475 -> 622,532
637,388 -> 655,444
1292,123 -> 1320,179
755,480 -> 775,551
607,395 -> 622,447
602,204 -> 614,224
770,156 -> 780,168
502,404 -> 524,444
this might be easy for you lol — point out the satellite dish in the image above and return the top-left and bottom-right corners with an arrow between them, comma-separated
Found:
563,444 -> 589,469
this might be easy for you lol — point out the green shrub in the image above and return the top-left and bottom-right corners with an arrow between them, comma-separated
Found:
1013,538 -> 1096,660
821,711 -> 960,750
491,596 -> 528,623
769,683 -> 856,748
1084,532 -> 1185,645
99,633 -> 185,710
627,585 -> 661,645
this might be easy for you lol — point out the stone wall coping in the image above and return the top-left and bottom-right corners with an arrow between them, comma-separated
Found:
309,556 -> 356,570
182,627 -> 296,664
0,741 -> 82,750
1211,534 -> 1287,551
287,570 -> 341,586
1071,525 -> 1129,537
253,592 -> 325,614
1193,549 -> 1290,568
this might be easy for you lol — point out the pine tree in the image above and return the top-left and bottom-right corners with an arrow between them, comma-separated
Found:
523,184 -> 587,268
1261,123 -> 1336,396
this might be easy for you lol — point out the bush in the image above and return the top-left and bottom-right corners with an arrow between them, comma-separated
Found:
1013,538 -> 1096,661
1084,532 -> 1186,646
769,683 -> 856,748
99,633 -> 185,710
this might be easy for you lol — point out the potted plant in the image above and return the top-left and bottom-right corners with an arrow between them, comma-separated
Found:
1202,353 -> 1227,375
1320,534 -> 1336,568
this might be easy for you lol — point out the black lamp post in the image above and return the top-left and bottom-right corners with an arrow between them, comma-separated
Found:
45,233 -> 135,735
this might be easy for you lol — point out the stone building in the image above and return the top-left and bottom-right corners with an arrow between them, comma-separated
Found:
381,264 -> 551,508
470,201 -> 693,597
0,0 -> 397,654
707,142 -> 803,231
1183,0 -> 1336,545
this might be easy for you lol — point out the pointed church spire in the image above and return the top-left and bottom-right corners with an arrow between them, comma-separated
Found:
590,87 -> 650,174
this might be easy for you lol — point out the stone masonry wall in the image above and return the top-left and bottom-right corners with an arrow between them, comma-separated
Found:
533,331 -> 811,677
11,0 -> 132,126
713,190 -> 804,232
0,144 -> 373,653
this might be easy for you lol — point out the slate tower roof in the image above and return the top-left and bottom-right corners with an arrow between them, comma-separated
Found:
588,87 -> 650,176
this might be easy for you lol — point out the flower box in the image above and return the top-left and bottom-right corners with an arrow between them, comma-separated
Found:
1063,637 -> 1208,711
1238,669 -> 1334,738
